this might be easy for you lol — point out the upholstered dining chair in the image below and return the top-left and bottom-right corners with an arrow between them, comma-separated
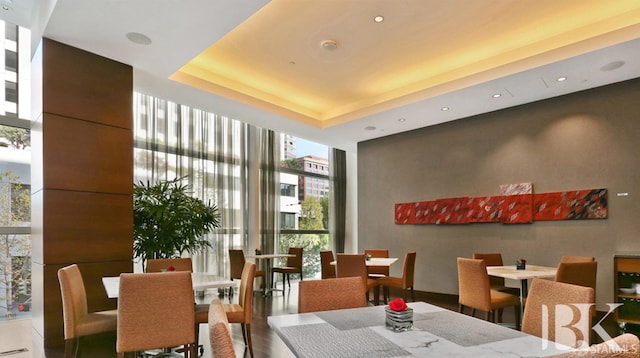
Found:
58,264 -> 118,358
522,278 -> 595,348
364,249 -> 390,278
472,253 -> 509,291
378,252 -> 416,303
561,255 -> 596,263
145,257 -> 193,272
272,247 -> 303,289
116,271 -> 196,357
456,257 -> 521,329
298,277 -> 368,313
222,261 -> 257,357
320,250 -> 336,279
336,253 -> 381,305
550,333 -> 640,358
555,261 -> 598,294
229,249 -> 265,293
208,299 -> 236,358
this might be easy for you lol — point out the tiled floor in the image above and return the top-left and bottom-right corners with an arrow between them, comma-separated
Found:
0,318 -> 32,358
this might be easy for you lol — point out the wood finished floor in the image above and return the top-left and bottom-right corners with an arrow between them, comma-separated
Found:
6,280 -> 627,357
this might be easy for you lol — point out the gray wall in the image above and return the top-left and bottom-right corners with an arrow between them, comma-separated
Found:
357,78 -> 640,309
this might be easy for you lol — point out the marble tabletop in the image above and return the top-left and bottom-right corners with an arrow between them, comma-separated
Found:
101,272 -> 237,299
268,301 -> 573,357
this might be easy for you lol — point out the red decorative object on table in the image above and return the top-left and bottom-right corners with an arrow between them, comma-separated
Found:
167,265 -> 176,271
388,298 -> 408,312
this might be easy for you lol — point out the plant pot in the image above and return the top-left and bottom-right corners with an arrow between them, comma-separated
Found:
516,262 -> 526,270
385,307 -> 413,332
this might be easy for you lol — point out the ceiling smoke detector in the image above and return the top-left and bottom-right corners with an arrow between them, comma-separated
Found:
321,39 -> 338,50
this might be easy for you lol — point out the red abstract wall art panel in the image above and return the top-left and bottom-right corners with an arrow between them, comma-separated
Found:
534,188 -> 608,220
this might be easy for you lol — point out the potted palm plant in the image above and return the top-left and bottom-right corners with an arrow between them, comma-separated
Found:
133,177 -> 221,267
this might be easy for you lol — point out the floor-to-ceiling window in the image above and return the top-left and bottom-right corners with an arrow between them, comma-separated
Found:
278,135 -> 330,279
0,21 -> 31,321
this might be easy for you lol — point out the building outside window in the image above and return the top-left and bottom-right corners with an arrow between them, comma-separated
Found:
0,19 -> 32,322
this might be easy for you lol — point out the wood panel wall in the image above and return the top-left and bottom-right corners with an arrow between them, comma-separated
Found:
31,38 -> 133,350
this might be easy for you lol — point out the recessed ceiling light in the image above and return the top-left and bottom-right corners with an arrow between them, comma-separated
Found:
397,118 -> 406,122
364,126 -> 377,131
2,5 -> 9,10
492,94 -> 502,98
374,15 -> 384,23
600,61 -> 625,71
441,107 -> 450,111
556,76 -> 567,82
126,32 -> 152,45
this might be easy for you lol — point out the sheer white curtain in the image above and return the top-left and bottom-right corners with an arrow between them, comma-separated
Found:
133,93 -> 251,276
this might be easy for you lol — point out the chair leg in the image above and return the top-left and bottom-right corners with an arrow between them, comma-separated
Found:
246,323 -> 254,358
459,304 -> 464,314
410,287 -> 415,302
64,338 -> 78,358
471,308 -> 476,317
286,273 -> 290,288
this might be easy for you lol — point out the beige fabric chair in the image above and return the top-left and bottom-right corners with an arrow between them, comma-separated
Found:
555,261 -> 598,295
561,255 -> 596,263
272,247 -> 303,289
336,253 -> 381,305
223,261 -> 257,357
456,257 -> 521,329
298,277 -> 368,313
208,299 -> 236,358
116,271 -> 196,357
522,278 -> 595,348
58,264 -> 118,358
551,333 -> 640,357
378,252 -> 416,303
364,249 -> 390,278
145,257 -> 193,272
320,250 -> 336,279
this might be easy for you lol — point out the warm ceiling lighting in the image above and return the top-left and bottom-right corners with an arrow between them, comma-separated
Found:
374,15 -> 384,23
320,39 -> 338,50
556,76 -> 567,82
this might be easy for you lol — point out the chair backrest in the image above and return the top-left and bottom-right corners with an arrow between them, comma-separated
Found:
401,252 -> 417,287
298,277 -> 368,313
336,254 -> 368,285
145,257 -> 193,273
116,271 -> 195,353
522,278 -> 595,348
457,257 -> 492,311
286,247 -> 303,268
320,250 -> 336,279
561,255 -> 596,263
208,299 -> 236,358
57,264 -> 88,339
472,253 -> 505,288
555,261 -> 598,293
364,249 -> 389,276
238,261 -> 257,323
229,249 -> 247,279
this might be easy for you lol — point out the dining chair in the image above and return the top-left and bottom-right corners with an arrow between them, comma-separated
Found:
378,252 -> 416,303
208,299 -> 236,358
229,249 -> 265,293
145,257 -> 193,272
364,249 -> 390,278
336,253 -> 381,305
320,250 -> 336,279
298,277 -> 368,313
555,261 -> 598,294
522,278 -> 595,348
550,333 -> 640,357
116,271 -> 196,357
223,261 -> 257,357
272,247 -> 303,289
456,257 -> 521,330
57,264 -> 118,358
561,255 -> 596,263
